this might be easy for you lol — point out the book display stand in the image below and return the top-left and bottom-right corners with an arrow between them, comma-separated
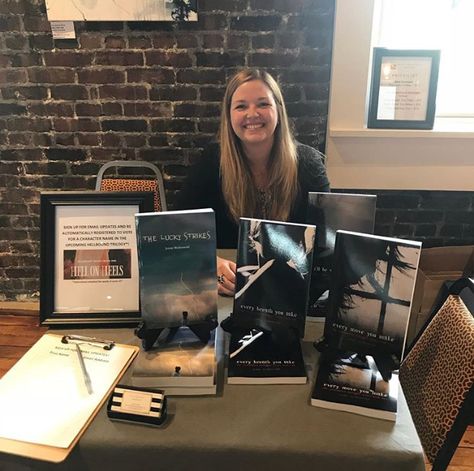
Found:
135,311 -> 217,351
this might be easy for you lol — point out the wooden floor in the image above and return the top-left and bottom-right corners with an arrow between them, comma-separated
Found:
0,305 -> 473,470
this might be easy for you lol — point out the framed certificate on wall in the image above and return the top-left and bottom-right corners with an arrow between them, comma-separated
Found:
367,48 -> 441,130
40,191 -> 154,326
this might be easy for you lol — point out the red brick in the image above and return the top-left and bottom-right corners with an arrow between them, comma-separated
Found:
28,102 -> 75,117
123,102 -> 173,117
46,148 -> 86,161
176,68 -> 226,84
23,15 -> 50,32
78,69 -> 126,84
174,103 -> 220,118
43,52 -> 93,67
49,85 -> 89,100
230,15 -> 281,31
4,34 -> 27,50
76,133 -> 101,146
0,69 -> 27,83
127,68 -> 175,84
95,51 -> 144,66
105,36 -> 126,48
79,34 -> 103,49
228,34 -> 250,50
53,118 -> 100,132
75,103 -> 103,117
249,52 -> 298,68
98,85 -> 148,100
151,34 -> 175,49
196,52 -> 245,67
0,16 -> 22,32
151,119 -> 195,132
150,85 -> 197,101
145,51 -> 192,67
6,117 -> 51,132
55,133 -> 75,146
129,36 -> 152,49
7,133 -> 32,146
176,33 -> 198,48
200,86 -> 225,102
28,68 -> 75,83
0,1 -> 26,14
202,34 -> 224,49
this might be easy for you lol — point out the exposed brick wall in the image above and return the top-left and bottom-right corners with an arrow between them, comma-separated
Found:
334,189 -> 474,249
0,0 -> 335,300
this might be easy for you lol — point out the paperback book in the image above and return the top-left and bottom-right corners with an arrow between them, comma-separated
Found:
311,350 -> 399,421
132,326 -> 218,395
227,328 -> 307,384
306,192 -> 377,321
135,208 -> 217,329
324,230 -> 421,365
233,218 -> 316,337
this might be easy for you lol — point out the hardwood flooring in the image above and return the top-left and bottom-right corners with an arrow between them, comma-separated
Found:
0,304 -> 473,470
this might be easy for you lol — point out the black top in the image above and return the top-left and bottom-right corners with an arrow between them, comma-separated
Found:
178,142 -> 330,248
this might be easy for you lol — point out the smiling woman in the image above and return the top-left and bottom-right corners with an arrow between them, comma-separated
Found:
178,68 -> 330,296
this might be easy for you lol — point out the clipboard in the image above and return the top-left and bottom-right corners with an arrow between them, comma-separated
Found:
0,333 -> 138,463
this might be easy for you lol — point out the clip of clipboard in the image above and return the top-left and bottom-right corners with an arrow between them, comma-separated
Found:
0,333 -> 139,463
61,334 -> 116,351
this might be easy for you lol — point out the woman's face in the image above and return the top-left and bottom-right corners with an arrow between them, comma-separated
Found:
230,79 -> 279,148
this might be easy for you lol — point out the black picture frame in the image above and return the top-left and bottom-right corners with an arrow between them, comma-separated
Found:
40,191 -> 154,326
367,48 -> 441,130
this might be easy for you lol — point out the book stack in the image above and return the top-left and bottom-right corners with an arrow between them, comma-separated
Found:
132,327 -> 219,395
228,218 -> 316,385
306,192 -> 377,321
132,208 -> 219,395
311,230 -> 421,420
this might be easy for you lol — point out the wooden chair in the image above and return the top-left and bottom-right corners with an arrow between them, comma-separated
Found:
95,160 -> 167,212
399,278 -> 474,471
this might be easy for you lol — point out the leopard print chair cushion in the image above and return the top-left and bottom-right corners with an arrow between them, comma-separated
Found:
399,295 -> 474,465
100,178 -> 162,212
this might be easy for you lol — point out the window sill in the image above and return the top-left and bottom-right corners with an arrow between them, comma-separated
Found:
329,118 -> 474,139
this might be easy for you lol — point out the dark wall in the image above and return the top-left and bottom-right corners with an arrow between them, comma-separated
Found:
0,0 -> 335,300
334,189 -> 474,249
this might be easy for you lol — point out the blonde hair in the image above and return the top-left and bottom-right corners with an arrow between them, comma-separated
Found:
219,69 -> 298,223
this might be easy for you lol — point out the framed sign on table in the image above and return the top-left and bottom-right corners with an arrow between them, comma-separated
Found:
367,48 -> 441,130
40,191 -> 154,326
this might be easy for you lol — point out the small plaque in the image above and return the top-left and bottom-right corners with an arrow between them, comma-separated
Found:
50,21 -> 76,39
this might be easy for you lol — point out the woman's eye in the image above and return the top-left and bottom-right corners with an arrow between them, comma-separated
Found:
234,104 -> 246,110
258,102 -> 271,107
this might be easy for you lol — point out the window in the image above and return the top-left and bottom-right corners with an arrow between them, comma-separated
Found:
375,0 -> 474,117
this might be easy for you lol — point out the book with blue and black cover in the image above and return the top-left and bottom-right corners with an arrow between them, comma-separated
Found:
135,208 -> 217,329
233,218 -> 316,337
306,192 -> 377,321
324,230 -> 421,367
311,350 -> 399,421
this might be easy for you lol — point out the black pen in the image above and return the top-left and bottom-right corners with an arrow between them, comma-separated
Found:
75,343 -> 93,395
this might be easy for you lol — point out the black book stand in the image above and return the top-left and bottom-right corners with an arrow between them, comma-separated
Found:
135,311 -> 218,351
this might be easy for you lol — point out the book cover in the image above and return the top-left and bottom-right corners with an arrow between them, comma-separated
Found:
306,192 -> 377,321
233,218 -> 316,337
311,351 -> 399,421
324,230 -> 421,365
132,326 -> 217,395
135,208 -> 217,329
227,329 -> 307,384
